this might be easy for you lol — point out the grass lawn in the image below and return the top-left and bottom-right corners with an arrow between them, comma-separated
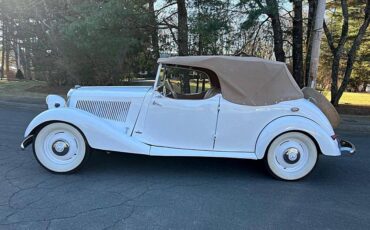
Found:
322,91 -> 370,106
0,80 -> 48,99
0,80 -> 69,101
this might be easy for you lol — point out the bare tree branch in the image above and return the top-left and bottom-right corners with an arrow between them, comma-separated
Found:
337,0 -> 349,51
155,2 -> 177,16
323,20 -> 336,53
162,17 -> 178,45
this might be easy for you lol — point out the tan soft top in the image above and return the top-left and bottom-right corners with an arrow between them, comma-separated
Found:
158,56 -> 303,106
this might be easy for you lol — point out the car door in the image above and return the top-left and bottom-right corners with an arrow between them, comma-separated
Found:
140,66 -> 220,150
142,91 -> 219,150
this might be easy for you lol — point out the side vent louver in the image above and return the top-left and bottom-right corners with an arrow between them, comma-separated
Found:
76,100 -> 131,122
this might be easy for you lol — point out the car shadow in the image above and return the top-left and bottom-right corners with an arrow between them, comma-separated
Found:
84,150 -> 270,181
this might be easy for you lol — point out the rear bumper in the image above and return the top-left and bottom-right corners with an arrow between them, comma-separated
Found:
339,139 -> 355,155
20,135 -> 34,150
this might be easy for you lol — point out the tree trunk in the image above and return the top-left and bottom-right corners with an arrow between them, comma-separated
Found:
308,0 -> 326,87
265,0 -> 285,62
25,45 -> 32,80
1,18 -> 5,80
21,37 -> 32,80
149,0 -> 159,61
4,20 -> 10,76
28,46 -> 33,80
362,82 -> 368,92
323,0 -> 348,105
198,34 -> 203,55
332,1 -> 370,105
328,0 -> 348,104
13,43 -> 19,70
304,0 -> 316,86
324,20 -> 348,103
177,0 -> 188,56
329,49 -> 342,104
292,0 -> 303,87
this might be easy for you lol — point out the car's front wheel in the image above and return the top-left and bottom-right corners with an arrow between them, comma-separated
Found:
33,122 -> 89,173
265,132 -> 318,181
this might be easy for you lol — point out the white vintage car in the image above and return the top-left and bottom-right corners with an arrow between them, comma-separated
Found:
21,56 -> 355,180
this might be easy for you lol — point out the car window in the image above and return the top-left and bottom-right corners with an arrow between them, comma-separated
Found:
163,66 -> 211,95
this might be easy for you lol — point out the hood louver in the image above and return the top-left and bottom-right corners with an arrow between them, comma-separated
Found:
76,100 -> 131,122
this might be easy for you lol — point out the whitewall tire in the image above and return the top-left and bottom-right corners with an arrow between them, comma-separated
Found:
265,132 -> 318,181
33,122 -> 89,173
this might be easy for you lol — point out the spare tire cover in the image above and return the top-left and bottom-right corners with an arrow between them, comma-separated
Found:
302,87 -> 340,128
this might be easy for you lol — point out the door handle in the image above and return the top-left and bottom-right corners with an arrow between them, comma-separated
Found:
152,100 -> 162,107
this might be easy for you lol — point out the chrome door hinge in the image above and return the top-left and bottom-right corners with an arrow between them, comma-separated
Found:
152,100 -> 162,107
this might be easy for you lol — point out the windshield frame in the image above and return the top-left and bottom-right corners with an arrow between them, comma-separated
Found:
154,63 -> 163,90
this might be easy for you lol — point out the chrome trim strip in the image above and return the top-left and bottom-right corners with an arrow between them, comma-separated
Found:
20,135 -> 34,150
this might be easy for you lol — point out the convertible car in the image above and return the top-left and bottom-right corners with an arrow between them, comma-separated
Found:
21,56 -> 355,180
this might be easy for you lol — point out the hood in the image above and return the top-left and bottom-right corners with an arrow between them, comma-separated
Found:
68,86 -> 152,99
66,86 -> 152,133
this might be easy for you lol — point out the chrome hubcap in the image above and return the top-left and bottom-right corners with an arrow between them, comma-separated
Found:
283,147 -> 300,164
44,130 -> 79,163
52,140 -> 70,156
273,139 -> 308,172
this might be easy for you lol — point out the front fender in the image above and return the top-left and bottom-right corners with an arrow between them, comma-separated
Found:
25,108 -> 150,155
255,116 -> 340,159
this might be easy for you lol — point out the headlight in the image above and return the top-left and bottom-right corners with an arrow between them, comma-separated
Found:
46,95 -> 66,109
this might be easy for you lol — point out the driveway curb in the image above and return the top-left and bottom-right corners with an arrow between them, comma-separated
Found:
336,114 -> 370,133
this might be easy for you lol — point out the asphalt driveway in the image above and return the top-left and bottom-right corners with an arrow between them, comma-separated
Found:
0,101 -> 369,230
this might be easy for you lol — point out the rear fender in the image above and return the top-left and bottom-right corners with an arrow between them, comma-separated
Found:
255,116 -> 340,159
24,108 -> 150,155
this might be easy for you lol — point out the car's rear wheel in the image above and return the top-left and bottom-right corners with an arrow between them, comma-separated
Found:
33,122 -> 89,173
265,132 -> 318,181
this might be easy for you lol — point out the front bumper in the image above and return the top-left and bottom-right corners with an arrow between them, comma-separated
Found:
20,135 -> 34,150
339,139 -> 355,155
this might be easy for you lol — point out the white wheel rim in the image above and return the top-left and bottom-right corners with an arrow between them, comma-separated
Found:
267,132 -> 317,180
35,123 -> 86,172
